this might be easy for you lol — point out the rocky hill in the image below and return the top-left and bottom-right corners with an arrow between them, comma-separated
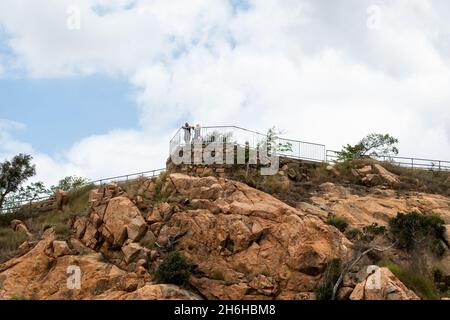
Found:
0,159 -> 449,300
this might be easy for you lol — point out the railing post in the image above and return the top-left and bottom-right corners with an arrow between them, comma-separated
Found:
411,158 -> 414,169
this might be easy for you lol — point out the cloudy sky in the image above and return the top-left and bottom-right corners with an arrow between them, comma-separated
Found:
0,0 -> 449,185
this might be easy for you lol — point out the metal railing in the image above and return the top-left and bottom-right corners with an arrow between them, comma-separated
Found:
170,125 -> 327,163
3,125 -> 449,215
326,150 -> 450,171
0,168 -> 165,215
88,168 -> 165,186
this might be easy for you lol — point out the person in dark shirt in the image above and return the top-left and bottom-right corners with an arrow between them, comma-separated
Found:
182,122 -> 193,144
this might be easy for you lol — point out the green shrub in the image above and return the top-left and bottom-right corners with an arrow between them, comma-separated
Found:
315,258 -> 341,300
155,251 -> 191,286
315,285 -> 333,301
431,239 -> 446,257
154,172 -> 171,203
327,216 -> 348,232
347,224 -> 387,242
33,185 -> 94,239
432,267 -> 443,283
260,176 -> 282,194
65,184 -> 95,217
210,270 -> 226,281
345,228 -> 362,241
33,209 -> 72,240
363,223 -> 386,235
389,212 -> 445,251
140,237 -> 156,249
53,223 -> 71,240
379,260 -> 439,300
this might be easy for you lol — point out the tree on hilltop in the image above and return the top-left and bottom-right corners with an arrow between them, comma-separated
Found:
0,154 -> 36,209
337,133 -> 399,161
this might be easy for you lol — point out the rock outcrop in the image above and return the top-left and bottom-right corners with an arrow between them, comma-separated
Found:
154,174 -> 352,299
0,174 -> 355,300
2,168 -> 446,300
10,220 -> 33,239
0,229 -> 198,300
69,184 -> 153,276
352,164 -> 400,187
350,267 -> 420,300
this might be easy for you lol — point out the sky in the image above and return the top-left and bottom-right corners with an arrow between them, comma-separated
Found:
0,0 -> 449,185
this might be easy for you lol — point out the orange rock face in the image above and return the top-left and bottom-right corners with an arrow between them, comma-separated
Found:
2,172 -> 446,300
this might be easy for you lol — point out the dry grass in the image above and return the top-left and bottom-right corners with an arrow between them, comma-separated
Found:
381,162 -> 449,196
0,227 -> 28,262
379,260 -> 439,300
308,159 -> 450,196
34,184 -> 94,240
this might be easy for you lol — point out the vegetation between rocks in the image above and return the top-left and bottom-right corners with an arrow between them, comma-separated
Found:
326,216 -> 348,232
389,211 -> 447,254
155,251 -> 192,286
315,259 -> 341,300
0,227 -> 28,262
379,260 -> 439,300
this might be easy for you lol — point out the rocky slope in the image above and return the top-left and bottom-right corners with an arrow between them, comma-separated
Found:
0,164 -> 449,300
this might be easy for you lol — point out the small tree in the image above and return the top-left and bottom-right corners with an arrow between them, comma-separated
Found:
337,133 -> 399,161
389,212 -> 446,250
50,176 -> 88,192
20,182 -> 50,200
4,181 -> 51,208
0,154 -> 36,209
258,127 -> 293,155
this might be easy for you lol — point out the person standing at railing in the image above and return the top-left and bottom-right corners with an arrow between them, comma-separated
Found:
182,122 -> 193,144
194,124 -> 201,142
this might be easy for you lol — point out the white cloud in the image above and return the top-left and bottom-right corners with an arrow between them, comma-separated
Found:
0,0 -> 450,185
0,123 -> 170,186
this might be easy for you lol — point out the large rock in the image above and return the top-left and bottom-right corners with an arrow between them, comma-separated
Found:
356,165 -> 373,175
0,229 -> 193,300
88,189 -> 103,207
373,164 -> 400,186
82,222 -> 99,249
10,220 -> 33,239
52,240 -> 71,258
113,284 -> 201,300
310,183 -> 450,229
101,197 -> 147,246
146,203 -> 172,224
121,242 -> 146,264
361,174 -> 385,187
249,274 -> 278,296
350,267 -> 420,300
0,230 -> 123,300
54,189 -> 68,209
157,174 -> 351,299
190,277 -> 249,300
73,217 -> 87,239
